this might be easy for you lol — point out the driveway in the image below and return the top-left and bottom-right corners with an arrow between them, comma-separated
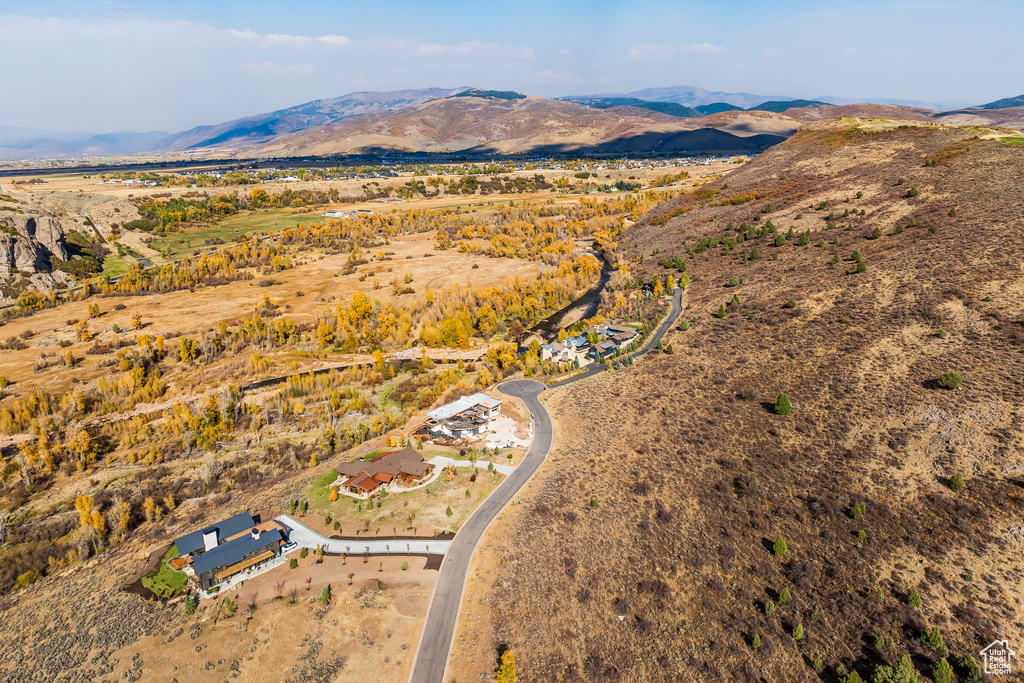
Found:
275,514 -> 451,556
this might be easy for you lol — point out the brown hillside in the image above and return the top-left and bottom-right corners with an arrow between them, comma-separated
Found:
448,125 -> 1024,682
250,95 -> 787,156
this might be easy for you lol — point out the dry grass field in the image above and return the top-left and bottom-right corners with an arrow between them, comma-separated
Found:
448,125 -> 1024,682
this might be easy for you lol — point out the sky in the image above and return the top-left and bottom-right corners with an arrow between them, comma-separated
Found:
1,0 -> 1022,133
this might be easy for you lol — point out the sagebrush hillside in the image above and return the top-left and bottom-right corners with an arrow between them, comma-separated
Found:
448,124 -> 1024,682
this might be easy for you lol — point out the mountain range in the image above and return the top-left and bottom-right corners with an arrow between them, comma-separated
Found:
0,87 -> 1021,161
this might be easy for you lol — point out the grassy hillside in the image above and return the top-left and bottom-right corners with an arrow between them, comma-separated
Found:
449,122 -> 1024,682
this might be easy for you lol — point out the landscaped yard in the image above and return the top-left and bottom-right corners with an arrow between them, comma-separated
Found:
304,454 -> 506,537
141,546 -> 188,598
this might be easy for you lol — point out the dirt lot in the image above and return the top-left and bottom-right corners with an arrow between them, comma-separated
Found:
110,553 -> 435,683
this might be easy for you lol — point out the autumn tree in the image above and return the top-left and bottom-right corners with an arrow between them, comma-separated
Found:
75,494 -> 94,527
496,650 -> 517,682
68,430 -> 95,470
178,337 -> 200,363
434,228 -> 452,250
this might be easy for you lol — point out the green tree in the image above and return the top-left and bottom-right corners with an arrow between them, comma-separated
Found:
850,502 -> 867,520
872,654 -> 919,683
792,623 -> 804,640
752,633 -> 761,650
907,588 -> 922,607
778,588 -> 792,604
957,654 -> 983,681
765,600 -> 776,616
931,658 -> 953,683
843,672 -> 866,683
184,594 -> 197,615
773,535 -> 788,557
775,393 -> 792,415
716,304 -> 726,319
446,505 -> 453,517
319,584 -> 332,605
937,371 -> 962,390
949,473 -> 965,492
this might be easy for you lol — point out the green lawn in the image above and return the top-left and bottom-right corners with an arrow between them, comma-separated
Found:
149,209 -> 320,259
101,254 -> 130,278
309,468 -> 340,505
1000,137 -> 1024,147
141,546 -> 188,598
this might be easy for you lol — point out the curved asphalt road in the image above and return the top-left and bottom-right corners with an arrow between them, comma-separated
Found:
408,287 -> 683,683
408,379 -> 551,683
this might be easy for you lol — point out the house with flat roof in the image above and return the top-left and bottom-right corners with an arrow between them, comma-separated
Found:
424,393 -> 502,440
335,447 -> 435,499
189,527 -> 286,592
173,511 -> 256,558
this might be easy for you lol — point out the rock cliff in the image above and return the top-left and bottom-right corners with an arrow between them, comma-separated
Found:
0,215 -> 70,274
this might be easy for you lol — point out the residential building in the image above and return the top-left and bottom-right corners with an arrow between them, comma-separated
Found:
172,511 -> 256,558
189,527 -> 286,591
424,393 -> 502,440
335,447 -> 435,499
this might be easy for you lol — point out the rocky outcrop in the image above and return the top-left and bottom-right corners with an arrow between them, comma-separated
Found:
0,215 -> 69,274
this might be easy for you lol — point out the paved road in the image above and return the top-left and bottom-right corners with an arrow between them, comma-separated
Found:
408,379 -> 552,683
408,287 -> 685,683
633,285 -> 684,356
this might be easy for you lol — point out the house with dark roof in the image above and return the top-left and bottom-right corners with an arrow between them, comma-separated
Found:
173,511 -> 256,558
189,527 -> 286,592
335,447 -> 435,499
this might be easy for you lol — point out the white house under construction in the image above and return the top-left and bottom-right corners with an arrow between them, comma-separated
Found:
424,393 -> 502,440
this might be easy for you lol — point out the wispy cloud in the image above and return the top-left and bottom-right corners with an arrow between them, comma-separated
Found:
535,69 -> 581,84
627,41 -> 727,60
238,61 -> 317,75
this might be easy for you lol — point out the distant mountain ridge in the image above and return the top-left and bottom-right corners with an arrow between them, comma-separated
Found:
157,87 -> 469,151
979,94 -> 1024,109
3,86 -> 1023,162
248,92 -> 787,157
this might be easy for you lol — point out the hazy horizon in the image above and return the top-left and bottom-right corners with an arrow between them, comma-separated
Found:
2,0 -> 1022,134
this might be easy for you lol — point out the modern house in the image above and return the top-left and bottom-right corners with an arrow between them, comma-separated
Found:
588,340 -> 617,360
424,393 -> 502,440
335,447 -> 436,499
189,527 -> 287,592
172,511 -> 257,559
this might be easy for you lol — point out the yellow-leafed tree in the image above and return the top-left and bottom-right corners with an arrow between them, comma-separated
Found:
496,650 -> 517,682
75,494 -> 94,527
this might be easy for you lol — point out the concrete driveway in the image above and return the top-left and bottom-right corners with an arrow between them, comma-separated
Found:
275,514 -> 451,556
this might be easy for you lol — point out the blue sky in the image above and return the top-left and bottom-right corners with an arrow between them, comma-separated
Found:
1,0 -> 1021,133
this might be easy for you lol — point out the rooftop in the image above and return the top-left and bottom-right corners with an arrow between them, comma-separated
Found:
337,447 -> 433,480
173,511 -> 256,556
191,528 -> 286,577
425,392 -> 501,421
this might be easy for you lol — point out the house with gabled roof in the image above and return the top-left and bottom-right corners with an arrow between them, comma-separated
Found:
335,447 -> 435,499
188,527 -> 286,592
173,511 -> 256,558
